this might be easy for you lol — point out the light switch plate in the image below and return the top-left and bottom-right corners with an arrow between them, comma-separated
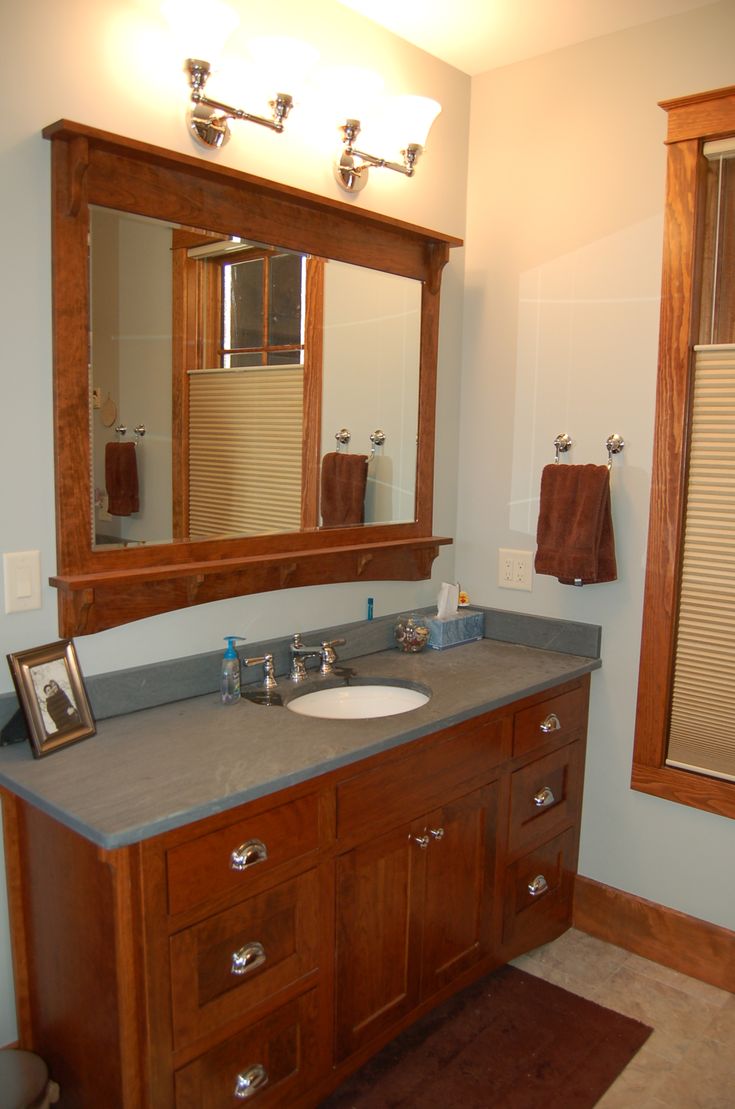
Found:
3,550 -> 42,613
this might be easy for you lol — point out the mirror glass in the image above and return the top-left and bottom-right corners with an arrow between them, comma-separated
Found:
89,206 -> 421,550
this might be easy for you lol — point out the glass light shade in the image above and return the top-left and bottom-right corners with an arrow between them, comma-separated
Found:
391,94 -> 441,148
160,0 -> 239,65
246,36 -> 319,98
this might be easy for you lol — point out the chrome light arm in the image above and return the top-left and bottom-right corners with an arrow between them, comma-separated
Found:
335,119 -> 423,193
186,59 -> 293,148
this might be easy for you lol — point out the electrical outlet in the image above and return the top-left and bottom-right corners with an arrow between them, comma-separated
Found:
498,548 -> 533,591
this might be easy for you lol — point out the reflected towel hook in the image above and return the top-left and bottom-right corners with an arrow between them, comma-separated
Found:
115,423 -> 146,444
553,433 -> 572,462
369,429 -> 386,461
606,433 -> 624,468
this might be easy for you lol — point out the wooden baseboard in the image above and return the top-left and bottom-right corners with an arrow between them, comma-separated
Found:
573,875 -> 734,994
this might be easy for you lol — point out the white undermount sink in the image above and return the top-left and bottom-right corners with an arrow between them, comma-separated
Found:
286,683 -> 430,720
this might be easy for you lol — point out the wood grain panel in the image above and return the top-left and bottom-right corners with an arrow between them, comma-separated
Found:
508,740 -> 585,855
170,870 -> 320,1050
336,712 -> 509,842
334,823 -> 423,1060
421,784 -> 498,995
166,793 -> 319,917
174,988 -> 324,1109
501,827 -> 577,959
513,684 -> 587,757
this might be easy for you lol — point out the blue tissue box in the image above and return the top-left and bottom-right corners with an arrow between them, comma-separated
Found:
427,609 -> 485,650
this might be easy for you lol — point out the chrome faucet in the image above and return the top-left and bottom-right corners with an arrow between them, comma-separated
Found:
289,633 -> 321,682
289,634 -> 346,680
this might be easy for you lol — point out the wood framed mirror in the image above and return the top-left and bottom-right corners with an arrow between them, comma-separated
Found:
45,121 -> 460,636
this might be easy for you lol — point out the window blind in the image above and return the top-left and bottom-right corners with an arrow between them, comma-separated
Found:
188,365 -> 303,537
667,344 -> 735,781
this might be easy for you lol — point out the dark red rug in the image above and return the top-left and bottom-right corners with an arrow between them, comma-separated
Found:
320,964 -> 652,1108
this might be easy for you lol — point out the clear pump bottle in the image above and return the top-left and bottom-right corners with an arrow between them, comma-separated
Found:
221,636 -> 244,704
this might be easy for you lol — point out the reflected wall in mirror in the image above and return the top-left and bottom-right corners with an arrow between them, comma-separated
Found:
45,120 -> 460,636
89,209 -> 421,551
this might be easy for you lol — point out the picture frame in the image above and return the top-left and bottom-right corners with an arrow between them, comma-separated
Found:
7,639 -> 96,758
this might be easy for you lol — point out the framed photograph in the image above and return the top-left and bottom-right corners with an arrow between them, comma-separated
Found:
7,639 -> 96,758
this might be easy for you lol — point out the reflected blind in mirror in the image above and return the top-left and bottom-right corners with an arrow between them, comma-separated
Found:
188,365 -> 303,537
667,345 -> 735,781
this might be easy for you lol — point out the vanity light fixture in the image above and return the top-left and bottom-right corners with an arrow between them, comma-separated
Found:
185,58 -> 293,149
334,95 -> 441,193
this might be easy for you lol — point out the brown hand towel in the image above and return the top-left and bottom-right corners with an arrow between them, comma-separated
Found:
105,441 -> 139,516
320,451 -> 368,527
534,463 -> 617,585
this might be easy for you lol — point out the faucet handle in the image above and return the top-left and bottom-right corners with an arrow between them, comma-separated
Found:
319,638 -> 346,673
244,654 -> 277,689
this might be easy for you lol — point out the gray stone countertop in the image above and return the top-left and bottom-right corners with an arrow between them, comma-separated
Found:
0,640 -> 600,850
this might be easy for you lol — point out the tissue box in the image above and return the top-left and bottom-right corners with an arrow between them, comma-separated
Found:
427,609 -> 485,650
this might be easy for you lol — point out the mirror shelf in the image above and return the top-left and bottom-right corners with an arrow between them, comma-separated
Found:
45,120 -> 460,636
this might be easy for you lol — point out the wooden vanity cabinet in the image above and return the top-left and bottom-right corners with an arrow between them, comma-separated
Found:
2,673 -> 590,1108
334,781 -> 499,1060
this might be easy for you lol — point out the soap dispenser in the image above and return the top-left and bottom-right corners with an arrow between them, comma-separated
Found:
221,637 -> 245,704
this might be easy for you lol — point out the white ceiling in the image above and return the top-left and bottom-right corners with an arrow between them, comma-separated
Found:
334,0 -> 719,75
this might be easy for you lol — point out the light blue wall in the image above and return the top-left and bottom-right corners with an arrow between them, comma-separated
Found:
458,2 -> 735,934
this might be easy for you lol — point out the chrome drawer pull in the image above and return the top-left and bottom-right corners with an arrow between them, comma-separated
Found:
230,839 -> 268,871
231,941 -> 266,977
410,832 -> 430,849
528,874 -> 549,897
234,1063 -> 269,1099
429,827 -> 445,841
539,713 -> 561,733
533,786 -> 556,809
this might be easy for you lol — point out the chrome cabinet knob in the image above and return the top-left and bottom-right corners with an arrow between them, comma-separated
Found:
540,713 -> 561,733
533,785 -> 556,808
410,832 -> 430,849
234,1063 -> 269,1099
231,941 -> 266,977
528,874 -> 549,897
429,827 -> 445,841
230,838 -> 268,871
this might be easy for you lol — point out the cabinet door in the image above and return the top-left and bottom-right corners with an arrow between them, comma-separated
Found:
334,822 -> 424,1060
421,783 -> 498,996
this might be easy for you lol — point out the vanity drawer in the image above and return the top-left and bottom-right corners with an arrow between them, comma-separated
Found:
336,713 -> 509,842
170,869 -> 320,1050
513,685 -> 587,757
174,987 -> 323,1109
508,740 -> 584,853
502,827 -> 576,953
166,793 -> 320,917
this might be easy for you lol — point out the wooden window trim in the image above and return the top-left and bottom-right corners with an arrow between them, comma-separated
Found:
632,86 -> 735,818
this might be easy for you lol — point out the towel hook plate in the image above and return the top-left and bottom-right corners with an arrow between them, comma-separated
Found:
606,433 -> 624,468
553,433 -> 572,462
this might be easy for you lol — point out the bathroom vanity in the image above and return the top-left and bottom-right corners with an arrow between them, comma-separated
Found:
0,638 -> 597,1107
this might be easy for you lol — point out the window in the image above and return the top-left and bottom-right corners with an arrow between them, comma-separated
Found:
222,249 -> 305,368
170,234 -> 323,539
632,85 -> 735,817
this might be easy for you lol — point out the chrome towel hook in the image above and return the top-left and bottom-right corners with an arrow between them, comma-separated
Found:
606,433 -> 624,468
553,433 -> 572,462
369,429 -> 386,460
335,428 -> 351,451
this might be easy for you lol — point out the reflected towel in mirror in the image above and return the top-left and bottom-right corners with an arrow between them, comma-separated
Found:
105,441 -> 139,516
320,452 -> 368,526
534,463 -> 616,585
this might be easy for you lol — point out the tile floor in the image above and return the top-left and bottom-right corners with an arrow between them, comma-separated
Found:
511,928 -> 735,1108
